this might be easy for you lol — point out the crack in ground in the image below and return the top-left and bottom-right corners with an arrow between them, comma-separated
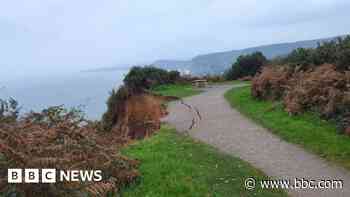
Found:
180,99 -> 202,130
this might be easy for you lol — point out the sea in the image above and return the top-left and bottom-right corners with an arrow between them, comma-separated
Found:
0,69 -> 128,120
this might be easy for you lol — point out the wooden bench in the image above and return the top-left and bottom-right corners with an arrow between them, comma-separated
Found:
192,80 -> 208,88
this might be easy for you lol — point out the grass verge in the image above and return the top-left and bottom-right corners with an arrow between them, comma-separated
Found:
224,86 -> 350,169
121,126 -> 287,197
151,84 -> 201,98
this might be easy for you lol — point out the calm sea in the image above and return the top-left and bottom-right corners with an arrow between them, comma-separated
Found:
0,70 -> 128,120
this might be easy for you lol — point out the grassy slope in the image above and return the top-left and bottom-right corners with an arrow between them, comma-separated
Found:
121,126 -> 287,197
225,86 -> 350,169
151,84 -> 201,98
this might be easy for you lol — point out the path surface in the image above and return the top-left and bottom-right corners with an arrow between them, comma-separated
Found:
164,84 -> 350,197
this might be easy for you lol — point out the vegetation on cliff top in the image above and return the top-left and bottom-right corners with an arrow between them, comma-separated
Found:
225,52 -> 267,80
250,36 -> 350,133
123,66 -> 181,91
271,36 -> 350,71
101,66 -> 182,132
0,100 -> 139,196
151,84 -> 201,98
224,35 -> 350,81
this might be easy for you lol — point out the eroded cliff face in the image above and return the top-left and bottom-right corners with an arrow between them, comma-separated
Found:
111,93 -> 169,139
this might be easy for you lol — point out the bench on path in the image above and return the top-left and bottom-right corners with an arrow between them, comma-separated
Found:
192,79 -> 208,88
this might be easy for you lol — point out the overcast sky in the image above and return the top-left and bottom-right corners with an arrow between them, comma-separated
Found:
1,0 -> 350,80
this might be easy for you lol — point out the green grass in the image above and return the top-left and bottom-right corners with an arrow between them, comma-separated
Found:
225,86 -> 350,169
151,84 -> 201,98
121,126 -> 287,197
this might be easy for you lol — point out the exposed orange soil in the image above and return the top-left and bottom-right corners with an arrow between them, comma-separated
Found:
112,93 -> 172,139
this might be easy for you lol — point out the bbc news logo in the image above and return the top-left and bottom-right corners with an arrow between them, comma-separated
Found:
8,169 -> 102,183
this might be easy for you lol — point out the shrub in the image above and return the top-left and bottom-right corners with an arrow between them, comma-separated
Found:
283,64 -> 350,133
283,64 -> 350,116
270,35 -> 350,71
24,105 -> 85,127
225,52 -> 267,80
254,35 -> 350,134
283,48 -> 315,70
336,36 -> 350,71
124,66 -> 180,91
0,98 -> 20,124
168,70 -> 181,82
251,66 -> 294,100
252,64 -> 350,134
312,40 -> 338,66
0,105 -> 139,197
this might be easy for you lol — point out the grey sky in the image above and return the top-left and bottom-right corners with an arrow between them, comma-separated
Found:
1,0 -> 350,79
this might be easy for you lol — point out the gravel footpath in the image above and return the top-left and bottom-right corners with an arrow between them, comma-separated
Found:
164,84 -> 350,197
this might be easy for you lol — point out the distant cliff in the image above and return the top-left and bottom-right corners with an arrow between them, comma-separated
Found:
153,35 -> 343,75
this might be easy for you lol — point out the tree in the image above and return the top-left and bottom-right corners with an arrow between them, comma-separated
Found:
225,52 -> 267,80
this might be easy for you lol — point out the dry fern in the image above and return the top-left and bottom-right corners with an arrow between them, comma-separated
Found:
0,105 -> 139,197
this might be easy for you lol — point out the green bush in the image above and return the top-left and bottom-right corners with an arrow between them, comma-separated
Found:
168,70 -> 181,82
312,40 -> 338,65
271,35 -> 350,71
124,66 -> 180,91
283,48 -> 315,69
336,36 -> 350,70
225,52 -> 267,80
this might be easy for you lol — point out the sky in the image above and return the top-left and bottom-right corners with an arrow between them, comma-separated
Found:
1,0 -> 350,80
